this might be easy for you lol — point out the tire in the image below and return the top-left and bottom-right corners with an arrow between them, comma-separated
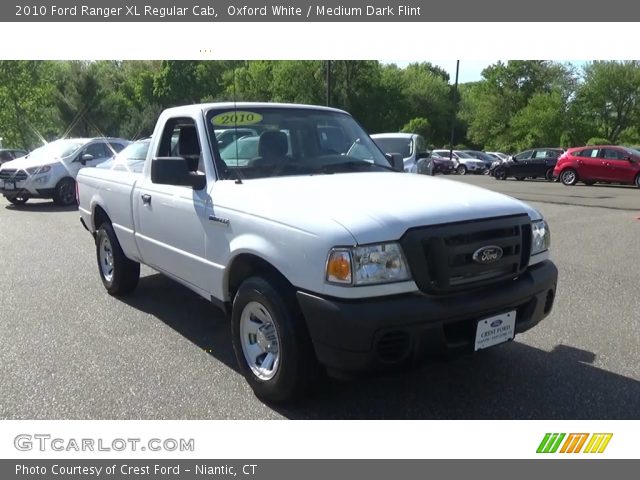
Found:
231,274 -> 320,403
515,177 -> 525,181
53,177 -> 76,206
545,168 -> 554,181
95,222 -> 140,295
494,167 -> 507,180
456,165 -> 467,175
6,195 -> 28,205
636,174 -> 640,189
560,168 -> 579,186
584,181 -> 595,186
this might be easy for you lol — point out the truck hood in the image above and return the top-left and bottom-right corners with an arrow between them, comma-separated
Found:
217,172 -> 539,244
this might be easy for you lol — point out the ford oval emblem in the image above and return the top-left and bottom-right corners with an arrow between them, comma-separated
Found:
472,245 -> 503,265
490,319 -> 503,328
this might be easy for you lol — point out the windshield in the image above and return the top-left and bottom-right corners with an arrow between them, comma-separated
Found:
455,151 -> 474,159
626,147 -> 640,157
97,141 -> 150,173
207,107 -> 391,179
27,140 -> 85,161
373,137 -> 412,158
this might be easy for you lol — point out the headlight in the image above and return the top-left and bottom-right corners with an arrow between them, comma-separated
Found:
531,219 -> 550,256
26,165 -> 51,175
326,243 -> 411,286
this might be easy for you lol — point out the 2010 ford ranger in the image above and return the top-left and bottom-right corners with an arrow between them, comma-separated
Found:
77,102 -> 558,402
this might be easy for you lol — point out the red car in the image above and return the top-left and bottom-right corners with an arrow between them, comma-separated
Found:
553,145 -> 640,188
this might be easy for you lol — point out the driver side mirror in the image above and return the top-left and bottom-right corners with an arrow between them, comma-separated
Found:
385,153 -> 404,171
79,153 -> 94,165
151,157 -> 206,190
624,155 -> 634,162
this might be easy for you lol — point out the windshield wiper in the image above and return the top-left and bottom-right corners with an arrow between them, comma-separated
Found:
317,160 -> 395,173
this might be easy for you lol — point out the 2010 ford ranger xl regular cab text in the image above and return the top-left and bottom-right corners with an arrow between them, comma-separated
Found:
77,103 -> 558,402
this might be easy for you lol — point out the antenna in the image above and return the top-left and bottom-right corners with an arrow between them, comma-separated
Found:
231,67 -> 242,184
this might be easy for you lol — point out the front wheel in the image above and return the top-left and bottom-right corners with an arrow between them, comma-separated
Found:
456,165 -> 467,175
96,222 -> 140,295
494,167 -> 507,180
6,195 -> 28,205
53,177 -> 76,206
515,177 -> 525,181
560,169 -> 578,186
231,275 -> 320,403
635,174 -> 640,189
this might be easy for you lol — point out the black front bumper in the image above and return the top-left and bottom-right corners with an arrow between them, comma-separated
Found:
1,187 -> 55,199
297,260 -> 558,373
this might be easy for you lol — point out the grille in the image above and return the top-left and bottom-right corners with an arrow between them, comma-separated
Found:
0,169 -> 27,182
400,214 -> 532,295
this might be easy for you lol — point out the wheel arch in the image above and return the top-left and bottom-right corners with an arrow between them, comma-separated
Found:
226,253 -> 293,306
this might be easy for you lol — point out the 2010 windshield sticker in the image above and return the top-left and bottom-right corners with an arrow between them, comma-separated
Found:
212,111 -> 263,126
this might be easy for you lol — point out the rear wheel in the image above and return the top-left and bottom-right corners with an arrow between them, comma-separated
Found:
53,177 -> 76,206
560,168 -> 578,186
635,174 -> 640,189
456,165 -> 467,175
515,177 -> 525,181
5,195 -> 28,205
231,274 -> 320,403
96,222 -> 140,295
545,168 -> 555,181
494,167 -> 507,180
584,181 -> 595,186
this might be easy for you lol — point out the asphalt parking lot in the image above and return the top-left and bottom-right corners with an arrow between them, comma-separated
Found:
0,175 -> 638,419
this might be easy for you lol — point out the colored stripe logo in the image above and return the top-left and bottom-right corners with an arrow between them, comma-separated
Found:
537,433 -> 612,453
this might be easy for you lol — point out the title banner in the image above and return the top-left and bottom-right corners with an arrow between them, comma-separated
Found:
5,0 -> 640,21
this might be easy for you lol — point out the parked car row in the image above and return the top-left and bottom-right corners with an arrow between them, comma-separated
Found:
488,145 -> 640,188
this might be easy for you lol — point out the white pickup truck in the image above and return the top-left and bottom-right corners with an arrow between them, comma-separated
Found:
77,102 -> 558,402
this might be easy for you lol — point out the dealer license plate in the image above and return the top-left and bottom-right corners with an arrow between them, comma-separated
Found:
474,310 -> 516,351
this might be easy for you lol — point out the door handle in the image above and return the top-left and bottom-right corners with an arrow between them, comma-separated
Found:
578,160 -> 583,165
141,194 -> 152,205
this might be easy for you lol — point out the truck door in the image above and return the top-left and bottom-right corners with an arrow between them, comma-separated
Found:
134,117 -> 213,294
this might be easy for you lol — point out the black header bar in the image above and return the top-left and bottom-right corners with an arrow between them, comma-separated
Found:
6,0 -> 640,21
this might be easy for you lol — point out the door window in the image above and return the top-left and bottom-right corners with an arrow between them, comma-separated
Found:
599,148 -> 625,160
514,150 -> 532,160
84,143 -> 110,160
157,118 -> 204,174
576,149 -> 599,158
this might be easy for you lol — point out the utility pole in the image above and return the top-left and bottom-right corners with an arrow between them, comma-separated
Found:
448,60 -> 460,161
326,60 -> 332,107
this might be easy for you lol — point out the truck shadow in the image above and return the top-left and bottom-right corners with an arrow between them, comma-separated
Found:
123,273 -> 639,420
4,201 -> 78,212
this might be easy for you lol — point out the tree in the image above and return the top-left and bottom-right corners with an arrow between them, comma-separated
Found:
573,61 -> 640,144
401,117 -> 430,140
460,61 -> 576,150
0,61 -> 58,149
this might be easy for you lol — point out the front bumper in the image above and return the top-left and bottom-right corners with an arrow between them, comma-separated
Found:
297,260 -> 558,373
433,164 -> 454,174
0,187 -> 55,199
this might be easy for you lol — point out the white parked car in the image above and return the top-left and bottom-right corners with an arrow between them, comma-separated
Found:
370,132 -> 432,174
77,102 -> 557,402
432,149 -> 487,175
0,137 -> 129,206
